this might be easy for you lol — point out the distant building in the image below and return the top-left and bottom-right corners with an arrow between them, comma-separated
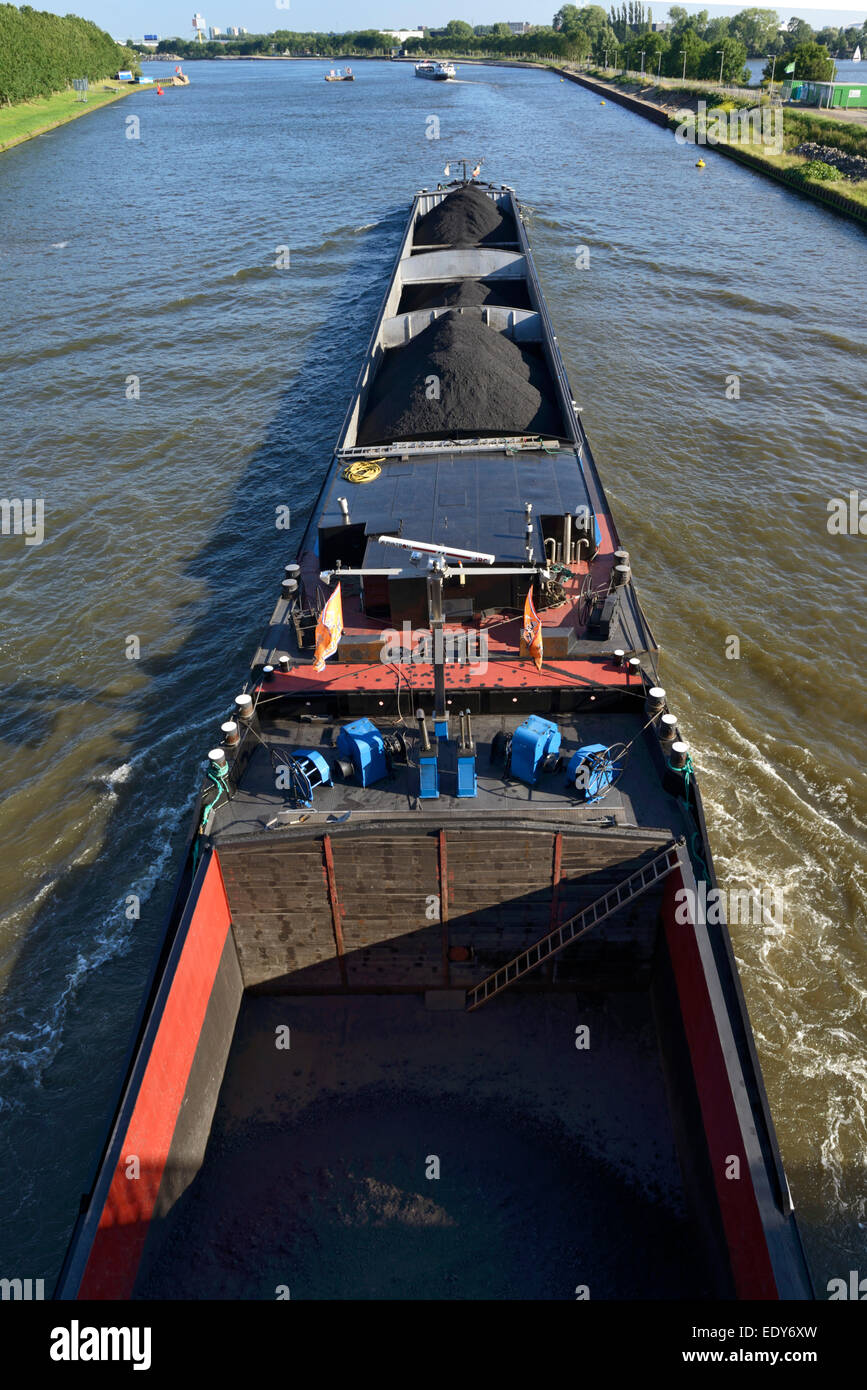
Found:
380,28 -> 425,42
507,22 -> 530,35
226,26 -> 240,37
651,21 -> 670,32
209,26 -> 222,39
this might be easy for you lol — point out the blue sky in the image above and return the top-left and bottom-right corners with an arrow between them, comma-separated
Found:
32,1 -> 867,40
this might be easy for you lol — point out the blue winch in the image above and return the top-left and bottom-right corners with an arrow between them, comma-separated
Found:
335,718 -> 408,788
282,750 -> 332,807
566,743 -> 619,804
335,718 -> 388,787
509,715 -> 561,786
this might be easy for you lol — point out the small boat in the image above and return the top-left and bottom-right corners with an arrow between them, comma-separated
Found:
325,67 -> 355,81
853,45 -> 861,62
415,60 -> 456,80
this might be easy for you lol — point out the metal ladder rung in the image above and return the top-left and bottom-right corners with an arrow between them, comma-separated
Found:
466,840 -> 683,1011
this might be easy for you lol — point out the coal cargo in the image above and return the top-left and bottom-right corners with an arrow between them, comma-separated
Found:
413,184 -> 517,248
398,278 -> 532,313
357,311 -> 563,444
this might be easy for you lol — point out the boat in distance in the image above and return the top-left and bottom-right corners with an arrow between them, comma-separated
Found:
324,66 -> 354,81
55,174 -> 814,1302
415,60 -> 456,79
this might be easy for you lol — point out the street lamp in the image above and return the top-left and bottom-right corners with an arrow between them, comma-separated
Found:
682,48 -> 687,81
766,53 -> 777,94
717,49 -> 725,85
657,52 -> 662,81
640,49 -> 645,77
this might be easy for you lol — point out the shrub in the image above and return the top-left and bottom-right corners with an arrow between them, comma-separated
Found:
798,159 -> 843,181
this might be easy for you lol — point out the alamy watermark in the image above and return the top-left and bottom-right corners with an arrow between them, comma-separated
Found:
1,497 -> 44,546
381,623 -> 489,672
675,102 -> 783,156
1,1277 -> 45,1299
674,882 -> 784,930
50,1322 -> 151,1370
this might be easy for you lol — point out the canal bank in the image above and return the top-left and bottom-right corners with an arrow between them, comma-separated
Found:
553,67 -> 867,227
0,83 -> 158,155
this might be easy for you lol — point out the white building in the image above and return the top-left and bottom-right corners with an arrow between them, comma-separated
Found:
209,26 -> 222,39
380,28 -> 425,42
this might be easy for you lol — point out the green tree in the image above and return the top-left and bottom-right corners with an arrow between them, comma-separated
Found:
704,16 -> 732,46
786,18 -> 814,44
444,19 -> 474,39
554,4 -> 582,32
779,40 -> 835,81
592,22 -> 620,62
665,28 -> 708,78
576,4 -> 609,37
669,6 -> 709,37
815,26 -> 841,53
729,8 -> 780,57
699,33 -> 748,83
623,27 -> 666,73
0,3 -> 139,105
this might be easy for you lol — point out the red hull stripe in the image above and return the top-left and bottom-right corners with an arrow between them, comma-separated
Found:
662,873 -> 779,1299
78,853 -> 232,1299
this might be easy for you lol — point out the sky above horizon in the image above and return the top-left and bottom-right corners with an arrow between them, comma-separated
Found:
30,1 -> 867,40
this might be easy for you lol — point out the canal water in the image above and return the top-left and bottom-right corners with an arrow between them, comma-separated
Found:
0,58 -> 864,1294
745,56 -> 865,85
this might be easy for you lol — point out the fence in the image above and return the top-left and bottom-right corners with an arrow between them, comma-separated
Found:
575,63 -> 762,103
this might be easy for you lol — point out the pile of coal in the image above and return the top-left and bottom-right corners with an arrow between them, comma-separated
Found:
413,184 -> 517,248
399,278 -> 532,313
357,310 -> 562,444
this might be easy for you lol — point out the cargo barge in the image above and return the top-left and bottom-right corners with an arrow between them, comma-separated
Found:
56,175 -> 814,1301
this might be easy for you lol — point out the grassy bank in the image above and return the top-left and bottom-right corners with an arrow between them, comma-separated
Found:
0,83 -> 143,153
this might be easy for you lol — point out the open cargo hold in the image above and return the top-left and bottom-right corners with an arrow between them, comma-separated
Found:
56,181 -> 814,1302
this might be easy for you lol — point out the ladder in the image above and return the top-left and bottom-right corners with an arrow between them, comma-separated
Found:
336,435 -> 561,461
465,838 -> 683,1012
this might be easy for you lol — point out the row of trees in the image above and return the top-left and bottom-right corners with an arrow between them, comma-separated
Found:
146,7 -> 865,83
0,4 -> 138,105
551,5 -> 849,81
813,22 -> 867,58
152,29 -> 586,62
153,32 -> 399,60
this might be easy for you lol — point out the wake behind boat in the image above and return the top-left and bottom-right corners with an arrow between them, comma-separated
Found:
55,172 -> 814,1303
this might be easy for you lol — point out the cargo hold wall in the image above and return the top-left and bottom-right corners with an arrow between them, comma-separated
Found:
217,822 -> 673,992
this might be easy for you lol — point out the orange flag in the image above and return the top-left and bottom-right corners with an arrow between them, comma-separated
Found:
313,583 -> 343,672
520,587 -> 543,672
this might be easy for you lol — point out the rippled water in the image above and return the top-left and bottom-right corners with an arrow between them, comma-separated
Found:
0,58 -> 864,1292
